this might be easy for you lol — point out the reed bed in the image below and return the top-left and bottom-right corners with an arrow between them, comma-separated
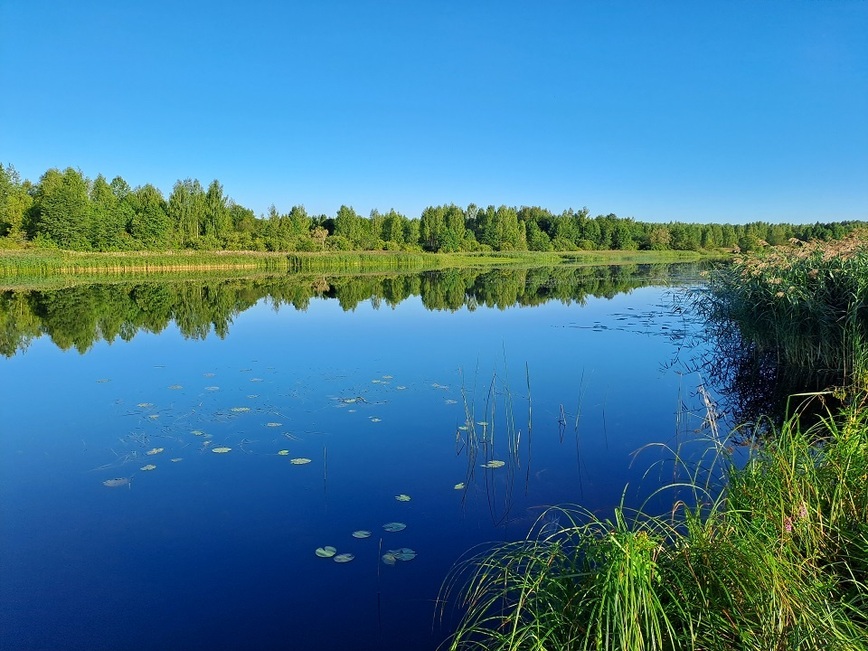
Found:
0,248 -> 709,280
440,399 -> 868,650
697,231 -> 868,390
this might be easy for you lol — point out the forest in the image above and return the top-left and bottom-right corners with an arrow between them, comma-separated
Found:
0,164 -> 863,255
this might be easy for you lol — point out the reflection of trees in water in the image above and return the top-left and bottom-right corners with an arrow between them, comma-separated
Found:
0,263 -> 701,356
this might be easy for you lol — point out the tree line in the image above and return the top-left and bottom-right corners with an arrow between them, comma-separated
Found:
1,164 -> 862,254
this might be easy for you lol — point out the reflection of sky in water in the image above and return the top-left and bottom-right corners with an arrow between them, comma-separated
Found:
1,282 -> 717,650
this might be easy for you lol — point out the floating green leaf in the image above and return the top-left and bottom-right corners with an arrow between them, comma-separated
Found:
383,522 -> 406,532
146,447 -> 164,456
102,477 -> 130,488
230,407 -> 250,413
266,422 -> 282,427
277,450 -> 290,456
389,548 -> 417,562
212,447 -> 232,454
170,458 -> 183,462
454,483 -> 465,490
290,457 -> 311,465
481,460 -> 505,469
205,386 -> 220,391
168,384 -> 183,390
381,553 -> 397,566
352,530 -> 372,539
333,553 -> 354,563
315,546 -> 337,558
140,464 -> 157,471
191,430 -> 205,436
395,494 -> 411,502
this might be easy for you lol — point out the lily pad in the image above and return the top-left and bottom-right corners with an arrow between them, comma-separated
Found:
140,464 -> 157,471
205,386 -> 220,391
290,457 -> 311,465
168,384 -> 183,390
230,407 -> 250,413
148,414 -> 160,420
211,447 -> 232,454
395,494 -> 411,502
383,522 -> 407,532
389,547 -> 417,562
481,460 -> 506,469
454,482 -> 465,490
102,477 -> 130,488
333,553 -> 355,563
170,458 -> 183,462
315,546 -> 337,558
266,422 -> 282,427
277,449 -> 290,456
146,447 -> 164,456
381,553 -> 397,566
137,402 -> 154,408
352,530 -> 372,539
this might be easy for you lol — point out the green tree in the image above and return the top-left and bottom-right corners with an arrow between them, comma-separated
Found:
203,180 -> 232,245
167,179 -> 206,246
128,184 -> 172,248
90,174 -> 130,250
32,167 -> 92,249
0,163 -> 33,241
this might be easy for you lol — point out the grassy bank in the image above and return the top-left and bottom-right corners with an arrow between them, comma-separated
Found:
441,399 -> 868,650
0,248 -> 708,282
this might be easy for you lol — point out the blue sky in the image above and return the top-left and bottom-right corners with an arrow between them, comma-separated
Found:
1,1 -> 866,224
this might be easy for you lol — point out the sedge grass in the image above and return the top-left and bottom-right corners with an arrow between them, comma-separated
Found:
439,399 -> 868,650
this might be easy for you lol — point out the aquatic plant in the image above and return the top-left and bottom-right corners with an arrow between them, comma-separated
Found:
439,400 -> 868,650
697,230 -> 868,395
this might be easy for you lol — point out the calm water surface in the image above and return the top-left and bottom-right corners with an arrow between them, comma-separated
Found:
1,265 -> 717,650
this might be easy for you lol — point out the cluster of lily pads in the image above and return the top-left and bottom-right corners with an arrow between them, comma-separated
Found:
314,497 -> 415,566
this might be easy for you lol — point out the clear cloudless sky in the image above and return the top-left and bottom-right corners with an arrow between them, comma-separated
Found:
1,0 -> 866,224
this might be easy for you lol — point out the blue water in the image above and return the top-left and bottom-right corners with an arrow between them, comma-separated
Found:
1,272 -> 715,650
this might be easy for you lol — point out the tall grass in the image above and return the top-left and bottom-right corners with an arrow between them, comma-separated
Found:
440,399 -> 868,650
0,248 -> 708,280
697,231 -> 868,391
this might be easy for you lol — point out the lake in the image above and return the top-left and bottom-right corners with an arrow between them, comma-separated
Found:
0,264 -> 720,650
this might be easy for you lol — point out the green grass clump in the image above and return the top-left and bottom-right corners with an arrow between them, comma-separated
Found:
698,231 -> 868,391
440,400 -> 868,650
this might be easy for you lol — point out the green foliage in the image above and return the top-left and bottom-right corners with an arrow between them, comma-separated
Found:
441,402 -> 868,650
699,232 -> 868,391
32,167 -> 92,249
2,163 -> 866,255
0,163 -> 32,241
